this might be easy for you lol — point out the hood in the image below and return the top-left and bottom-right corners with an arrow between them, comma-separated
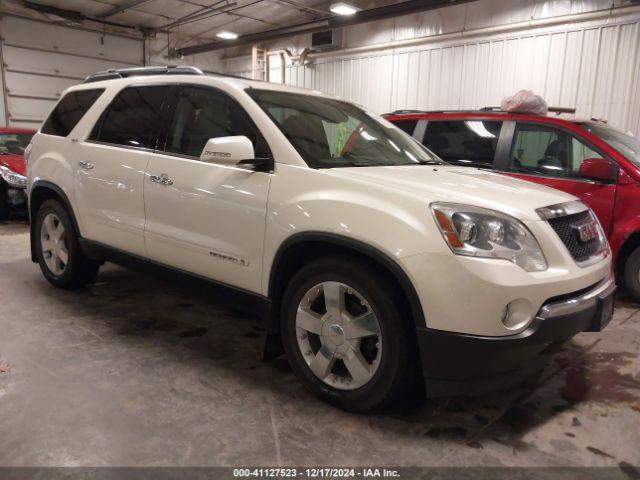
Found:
0,154 -> 26,176
329,165 -> 576,221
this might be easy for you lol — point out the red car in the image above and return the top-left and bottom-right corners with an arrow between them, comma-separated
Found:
0,127 -> 35,221
385,109 -> 640,299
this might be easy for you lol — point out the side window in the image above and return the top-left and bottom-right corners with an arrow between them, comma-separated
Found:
392,119 -> 418,136
90,86 -> 168,149
41,89 -> 104,137
163,86 -> 269,159
510,124 -> 604,178
422,120 -> 501,168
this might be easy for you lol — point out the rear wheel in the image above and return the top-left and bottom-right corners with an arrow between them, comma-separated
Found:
623,246 -> 640,301
34,199 -> 100,289
280,256 -> 416,411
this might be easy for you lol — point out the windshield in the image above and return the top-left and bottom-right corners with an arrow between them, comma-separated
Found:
580,122 -> 640,166
248,89 -> 441,168
0,133 -> 34,155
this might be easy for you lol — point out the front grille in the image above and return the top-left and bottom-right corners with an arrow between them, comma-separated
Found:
547,210 -> 601,262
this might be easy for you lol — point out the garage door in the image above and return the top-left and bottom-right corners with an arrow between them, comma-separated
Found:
0,15 -> 143,128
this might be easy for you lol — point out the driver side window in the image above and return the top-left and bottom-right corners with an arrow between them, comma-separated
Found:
162,86 -> 270,160
510,124 -> 603,178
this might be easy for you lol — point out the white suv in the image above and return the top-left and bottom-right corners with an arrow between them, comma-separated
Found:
27,66 -> 614,411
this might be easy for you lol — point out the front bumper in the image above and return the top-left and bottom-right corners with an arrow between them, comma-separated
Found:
418,273 -> 616,397
2,183 -> 27,209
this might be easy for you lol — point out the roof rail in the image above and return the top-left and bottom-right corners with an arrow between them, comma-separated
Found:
548,106 -> 576,115
83,65 -> 204,84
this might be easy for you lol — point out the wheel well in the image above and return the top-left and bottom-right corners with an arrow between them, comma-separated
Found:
267,235 -> 424,333
616,232 -> 640,278
29,183 -> 80,262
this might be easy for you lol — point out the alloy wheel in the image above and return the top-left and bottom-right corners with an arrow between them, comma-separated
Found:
40,213 -> 68,276
295,281 -> 382,390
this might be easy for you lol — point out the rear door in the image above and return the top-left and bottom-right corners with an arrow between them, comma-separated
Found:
75,85 -> 169,256
502,122 -> 616,232
419,119 -> 503,169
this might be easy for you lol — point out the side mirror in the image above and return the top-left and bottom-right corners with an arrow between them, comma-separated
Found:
200,136 -> 269,170
579,158 -> 614,183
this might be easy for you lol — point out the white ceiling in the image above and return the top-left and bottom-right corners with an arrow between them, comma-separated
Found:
4,0 -> 406,48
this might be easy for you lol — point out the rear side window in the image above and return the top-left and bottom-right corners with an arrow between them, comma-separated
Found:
41,89 -> 104,137
392,119 -> 418,136
90,86 -> 168,149
422,120 -> 502,168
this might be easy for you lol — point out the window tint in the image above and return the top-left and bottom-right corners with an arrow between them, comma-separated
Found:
422,120 -> 501,168
249,89 -> 440,168
392,119 -> 418,136
41,89 -> 104,137
90,86 -> 168,149
163,86 -> 269,159
510,124 -> 604,178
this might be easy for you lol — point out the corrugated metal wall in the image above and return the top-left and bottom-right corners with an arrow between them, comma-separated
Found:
0,15 -> 143,128
226,6 -> 640,137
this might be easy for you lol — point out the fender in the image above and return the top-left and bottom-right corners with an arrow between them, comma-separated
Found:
29,180 -> 82,262
268,231 -> 426,329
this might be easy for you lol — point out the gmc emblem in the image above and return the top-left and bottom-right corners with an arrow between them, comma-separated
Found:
574,221 -> 598,243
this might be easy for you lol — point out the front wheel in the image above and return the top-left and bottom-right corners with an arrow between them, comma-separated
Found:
280,256 -> 416,411
623,246 -> 640,301
34,199 -> 100,289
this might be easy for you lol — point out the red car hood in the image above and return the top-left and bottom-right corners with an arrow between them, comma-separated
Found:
0,154 -> 26,176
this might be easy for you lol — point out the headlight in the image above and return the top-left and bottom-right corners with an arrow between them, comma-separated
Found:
431,202 -> 548,272
0,166 -> 27,188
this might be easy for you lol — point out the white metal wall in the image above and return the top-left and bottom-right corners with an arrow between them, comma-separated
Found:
0,15 -> 144,128
224,4 -> 640,138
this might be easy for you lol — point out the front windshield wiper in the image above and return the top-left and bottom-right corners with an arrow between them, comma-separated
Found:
414,159 -> 442,165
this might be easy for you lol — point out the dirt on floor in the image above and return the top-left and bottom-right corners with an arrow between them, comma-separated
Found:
0,220 -> 639,472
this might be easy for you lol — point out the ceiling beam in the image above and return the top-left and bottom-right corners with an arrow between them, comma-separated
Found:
97,0 -> 154,18
176,0 -> 479,56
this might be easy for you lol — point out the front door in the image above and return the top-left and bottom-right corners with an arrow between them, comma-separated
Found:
143,85 -> 272,293
504,123 -> 616,233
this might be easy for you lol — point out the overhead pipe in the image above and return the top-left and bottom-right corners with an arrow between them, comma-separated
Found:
175,0 -> 479,57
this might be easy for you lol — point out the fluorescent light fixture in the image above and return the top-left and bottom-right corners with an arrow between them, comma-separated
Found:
330,2 -> 359,15
217,31 -> 238,40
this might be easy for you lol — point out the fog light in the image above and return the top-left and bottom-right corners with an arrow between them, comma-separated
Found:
501,299 -> 534,331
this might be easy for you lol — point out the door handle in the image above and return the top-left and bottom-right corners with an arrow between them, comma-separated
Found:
150,173 -> 173,186
78,161 -> 94,170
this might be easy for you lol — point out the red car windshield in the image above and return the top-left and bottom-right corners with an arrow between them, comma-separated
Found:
580,122 -> 640,167
0,133 -> 34,155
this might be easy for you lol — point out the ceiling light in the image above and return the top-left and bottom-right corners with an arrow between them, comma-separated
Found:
330,3 -> 359,15
217,31 -> 238,40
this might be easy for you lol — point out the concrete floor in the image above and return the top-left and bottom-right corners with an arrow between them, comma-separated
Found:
1,220 -> 640,470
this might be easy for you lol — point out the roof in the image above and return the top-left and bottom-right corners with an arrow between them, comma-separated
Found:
384,108 -> 591,124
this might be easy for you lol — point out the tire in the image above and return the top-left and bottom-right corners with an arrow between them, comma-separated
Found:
33,199 -> 100,289
0,190 -> 9,222
623,246 -> 640,301
280,256 -> 417,412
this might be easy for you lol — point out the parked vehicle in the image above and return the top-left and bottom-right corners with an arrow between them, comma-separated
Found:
386,109 -> 640,300
27,67 -> 614,411
0,128 -> 35,221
